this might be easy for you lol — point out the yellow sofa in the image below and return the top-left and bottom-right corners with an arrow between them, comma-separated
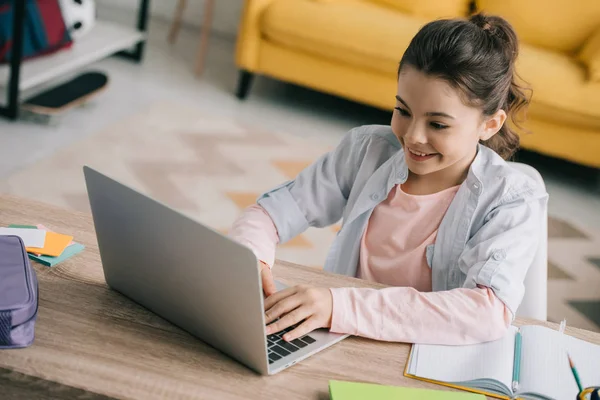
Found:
235,0 -> 600,169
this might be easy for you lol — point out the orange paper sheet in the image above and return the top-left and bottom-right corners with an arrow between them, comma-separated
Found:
26,231 -> 74,257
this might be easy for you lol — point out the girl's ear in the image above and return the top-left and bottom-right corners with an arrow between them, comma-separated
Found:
480,109 -> 507,141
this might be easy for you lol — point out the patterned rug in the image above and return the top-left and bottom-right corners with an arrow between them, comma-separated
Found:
2,102 -> 599,332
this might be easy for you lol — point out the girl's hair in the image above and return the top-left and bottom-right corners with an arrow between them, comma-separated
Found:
398,12 -> 531,160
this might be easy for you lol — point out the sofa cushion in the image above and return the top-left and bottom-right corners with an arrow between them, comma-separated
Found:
261,0 -> 429,76
517,43 -> 600,129
477,0 -> 600,53
368,0 -> 471,19
261,0 -> 600,129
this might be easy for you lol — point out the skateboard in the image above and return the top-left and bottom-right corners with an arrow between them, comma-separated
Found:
20,71 -> 109,124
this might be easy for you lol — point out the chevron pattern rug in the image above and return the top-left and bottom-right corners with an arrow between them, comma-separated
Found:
2,102 -> 599,332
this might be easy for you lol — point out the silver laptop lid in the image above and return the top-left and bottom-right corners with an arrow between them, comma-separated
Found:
83,166 -> 270,374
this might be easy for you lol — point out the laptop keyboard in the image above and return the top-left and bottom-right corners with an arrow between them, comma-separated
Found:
267,323 -> 316,364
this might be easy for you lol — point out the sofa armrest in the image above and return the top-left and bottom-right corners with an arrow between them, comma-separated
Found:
578,26 -> 600,82
235,0 -> 279,71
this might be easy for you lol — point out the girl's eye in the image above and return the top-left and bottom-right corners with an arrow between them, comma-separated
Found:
394,107 -> 410,117
430,122 -> 449,130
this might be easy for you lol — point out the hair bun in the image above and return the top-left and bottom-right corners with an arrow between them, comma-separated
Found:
469,12 -> 519,64
470,13 -> 495,34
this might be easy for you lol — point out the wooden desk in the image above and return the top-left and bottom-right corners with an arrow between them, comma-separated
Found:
1,194 -> 599,399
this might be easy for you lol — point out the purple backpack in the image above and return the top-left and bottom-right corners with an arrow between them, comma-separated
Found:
0,235 -> 38,348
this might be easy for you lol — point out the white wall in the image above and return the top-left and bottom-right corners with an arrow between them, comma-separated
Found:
100,0 -> 244,38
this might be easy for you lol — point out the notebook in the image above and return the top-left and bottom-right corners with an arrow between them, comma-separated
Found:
329,380 -> 485,399
404,325 -> 600,400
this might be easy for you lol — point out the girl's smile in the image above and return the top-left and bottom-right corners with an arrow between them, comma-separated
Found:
406,147 -> 439,162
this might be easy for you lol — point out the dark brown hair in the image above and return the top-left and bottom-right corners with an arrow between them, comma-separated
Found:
398,12 -> 531,160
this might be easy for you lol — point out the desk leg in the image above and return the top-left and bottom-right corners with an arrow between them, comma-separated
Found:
195,0 -> 215,76
168,0 -> 187,43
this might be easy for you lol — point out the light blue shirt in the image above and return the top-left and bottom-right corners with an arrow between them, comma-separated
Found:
257,125 -> 548,316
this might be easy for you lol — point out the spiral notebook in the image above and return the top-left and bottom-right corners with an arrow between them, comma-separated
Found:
404,325 -> 600,400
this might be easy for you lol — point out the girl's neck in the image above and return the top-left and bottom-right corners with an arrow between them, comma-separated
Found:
402,172 -> 464,195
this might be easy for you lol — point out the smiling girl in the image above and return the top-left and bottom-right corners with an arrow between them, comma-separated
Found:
229,12 -> 548,346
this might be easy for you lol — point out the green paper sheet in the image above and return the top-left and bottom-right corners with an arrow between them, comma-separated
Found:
329,381 -> 485,400
28,242 -> 85,267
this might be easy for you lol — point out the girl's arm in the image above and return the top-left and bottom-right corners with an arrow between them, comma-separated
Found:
229,126 -> 368,257
460,185 -> 548,316
329,185 -> 546,346
255,127 -> 367,244
329,286 -> 511,345
228,204 -> 279,268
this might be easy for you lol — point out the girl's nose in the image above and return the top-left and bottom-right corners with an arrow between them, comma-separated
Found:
403,122 -> 427,145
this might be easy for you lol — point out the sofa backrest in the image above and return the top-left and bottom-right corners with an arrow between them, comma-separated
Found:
477,0 -> 600,53
368,0 -> 472,19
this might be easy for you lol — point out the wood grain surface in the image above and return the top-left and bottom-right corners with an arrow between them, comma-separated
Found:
1,194 -> 598,399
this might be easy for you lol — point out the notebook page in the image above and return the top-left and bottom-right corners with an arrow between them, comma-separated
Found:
518,325 -> 600,399
411,325 -> 517,389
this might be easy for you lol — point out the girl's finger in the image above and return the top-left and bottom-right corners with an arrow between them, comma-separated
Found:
261,267 -> 277,297
264,294 -> 302,325
264,286 -> 297,310
265,306 -> 310,336
282,317 -> 318,342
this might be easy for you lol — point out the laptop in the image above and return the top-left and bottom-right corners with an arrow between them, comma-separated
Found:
82,166 -> 348,375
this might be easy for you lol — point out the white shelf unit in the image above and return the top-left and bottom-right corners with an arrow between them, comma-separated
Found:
0,20 -> 145,93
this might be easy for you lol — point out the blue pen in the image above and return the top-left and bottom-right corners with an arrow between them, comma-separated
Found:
512,328 -> 522,392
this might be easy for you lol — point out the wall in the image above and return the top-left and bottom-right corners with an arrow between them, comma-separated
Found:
100,0 -> 244,38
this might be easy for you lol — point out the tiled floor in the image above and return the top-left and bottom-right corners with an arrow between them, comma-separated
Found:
1,13 -> 599,329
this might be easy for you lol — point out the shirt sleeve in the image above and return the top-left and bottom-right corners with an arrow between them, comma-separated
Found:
329,286 -> 512,345
228,204 -> 279,268
460,184 -> 548,316
256,127 -> 368,244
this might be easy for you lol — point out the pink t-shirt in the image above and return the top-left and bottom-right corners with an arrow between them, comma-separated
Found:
358,184 -> 458,290
228,185 -> 511,345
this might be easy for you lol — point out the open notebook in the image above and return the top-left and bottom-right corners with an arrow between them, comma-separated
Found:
405,325 -> 600,400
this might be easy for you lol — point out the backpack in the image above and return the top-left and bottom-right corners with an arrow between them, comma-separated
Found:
0,235 -> 38,349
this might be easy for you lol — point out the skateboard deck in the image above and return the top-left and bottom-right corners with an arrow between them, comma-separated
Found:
21,71 -> 108,118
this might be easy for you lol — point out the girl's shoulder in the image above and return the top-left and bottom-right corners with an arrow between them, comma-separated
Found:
474,146 -> 548,205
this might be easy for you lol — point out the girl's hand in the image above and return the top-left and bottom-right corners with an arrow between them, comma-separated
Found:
264,285 -> 333,342
259,261 -> 277,297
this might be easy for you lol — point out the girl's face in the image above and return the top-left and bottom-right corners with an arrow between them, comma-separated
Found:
392,66 -> 505,182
